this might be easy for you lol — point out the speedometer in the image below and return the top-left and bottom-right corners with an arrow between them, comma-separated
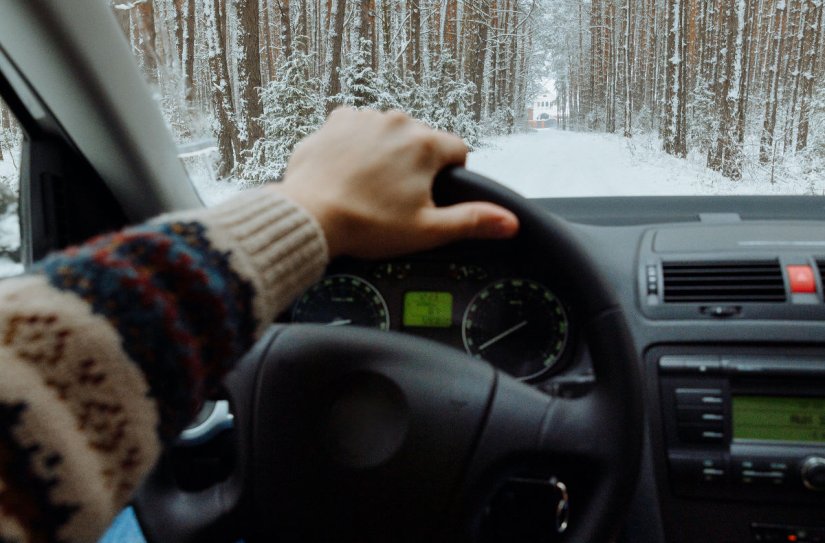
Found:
462,278 -> 569,381
292,275 -> 390,330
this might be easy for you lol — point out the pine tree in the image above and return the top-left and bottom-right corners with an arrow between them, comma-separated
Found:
241,53 -> 325,183
334,38 -> 400,110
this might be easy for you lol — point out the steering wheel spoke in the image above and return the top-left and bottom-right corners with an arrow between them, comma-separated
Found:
540,393 -> 608,462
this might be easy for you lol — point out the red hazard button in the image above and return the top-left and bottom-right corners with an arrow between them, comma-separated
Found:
786,265 -> 817,293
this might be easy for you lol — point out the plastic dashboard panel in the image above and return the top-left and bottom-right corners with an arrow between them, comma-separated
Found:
276,194 -> 825,543
219,195 -> 825,543
638,223 -> 825,321
529,202 -> 825,543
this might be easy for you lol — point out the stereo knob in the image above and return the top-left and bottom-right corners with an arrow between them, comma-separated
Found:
801,456 -> 825,491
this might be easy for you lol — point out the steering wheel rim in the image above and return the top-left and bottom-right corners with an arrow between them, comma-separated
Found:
134,168 -> 643,542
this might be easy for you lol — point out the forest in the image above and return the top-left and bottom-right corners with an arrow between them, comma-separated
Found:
1,0 -> 825,193
547,0 -> 825,182
103,0 -> 545,183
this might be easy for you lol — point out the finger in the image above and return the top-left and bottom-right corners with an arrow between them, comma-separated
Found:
327,106 -> 356,121
419,202 -> 519,247
408,127 -> 468,167
432,131 -> 469,166
383,109 -> 414,126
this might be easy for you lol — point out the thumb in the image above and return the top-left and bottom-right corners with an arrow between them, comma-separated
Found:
420,202 -> 520,247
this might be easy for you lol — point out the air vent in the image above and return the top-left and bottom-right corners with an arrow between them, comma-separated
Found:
662,261 -> 786,303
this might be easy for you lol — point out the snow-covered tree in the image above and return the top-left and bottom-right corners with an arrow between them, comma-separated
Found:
427,56 -> 482,148
333,38 -> 401,111
239,53 -> 325,184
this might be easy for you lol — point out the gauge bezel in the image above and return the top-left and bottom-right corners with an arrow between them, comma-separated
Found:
291,274 -> 391,330
461,277 -> 570,381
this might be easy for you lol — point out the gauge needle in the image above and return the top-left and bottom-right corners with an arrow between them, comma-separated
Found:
479,320 -> 528,351
327,319 -> 352,326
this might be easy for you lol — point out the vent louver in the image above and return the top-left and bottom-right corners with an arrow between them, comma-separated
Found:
662,261 -> 786,303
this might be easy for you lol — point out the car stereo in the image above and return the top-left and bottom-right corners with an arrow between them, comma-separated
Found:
658,354 -> 825,504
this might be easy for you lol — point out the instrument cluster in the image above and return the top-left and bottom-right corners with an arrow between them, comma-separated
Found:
285,256 -> 575,382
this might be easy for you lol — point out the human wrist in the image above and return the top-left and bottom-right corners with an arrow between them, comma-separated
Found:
266,181 -> 346,259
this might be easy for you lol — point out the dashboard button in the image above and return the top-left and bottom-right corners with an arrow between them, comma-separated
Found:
675,388 -> 724,407
659,355 -> 721,373
677,424 -> 724,444
734,458 -> 789,486
787,265 -> 817,294
676,406 -> 724,424
669,452 -> 727,485
801,456 -> 825,491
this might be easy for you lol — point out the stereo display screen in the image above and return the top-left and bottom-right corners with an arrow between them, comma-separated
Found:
733,395 -> 825,443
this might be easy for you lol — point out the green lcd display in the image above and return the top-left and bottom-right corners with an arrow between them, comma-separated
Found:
733,395 -> 825,443
403,291 -> 453,328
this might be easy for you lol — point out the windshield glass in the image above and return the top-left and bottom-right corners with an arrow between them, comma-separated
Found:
0,97 -> 21,276
113,0 -> 825,200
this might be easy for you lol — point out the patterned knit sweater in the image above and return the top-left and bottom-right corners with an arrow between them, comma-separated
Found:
0,189 -> 328,543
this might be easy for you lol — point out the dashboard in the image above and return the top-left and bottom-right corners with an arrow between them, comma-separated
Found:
279,242 -> 584,384
275,198 -> 825,543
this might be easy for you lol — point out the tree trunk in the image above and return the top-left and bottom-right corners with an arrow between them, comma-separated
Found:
444,0 -> 458,62
326,0 -> 347,113
369,0 -> 378,71
796,0 -> 822,150
381,0 -> 393,71
709,0 -> 746,179
782,0 -> 807,152
206,0 -> 240,177
760,0 -> 787,164
410,0 -> 422,83
236,0 -> 265,148
469,0 -> 489,121
663,0 -> 686,157
623,0 -> 633,138
278,0 -> 293,60
184,0 -> 196,101
262,0 -> 276,81
136,0 -> 158,84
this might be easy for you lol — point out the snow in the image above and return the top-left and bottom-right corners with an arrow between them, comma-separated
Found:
0,205 -> 19,249
0,257 -> 22,277
184,157 -> 242,205
0,147 -> 21,278
466,128 -> 819,198
196,127 -> 825,204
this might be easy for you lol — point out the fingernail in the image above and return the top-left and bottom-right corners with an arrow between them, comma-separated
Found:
485,217 -> 518,239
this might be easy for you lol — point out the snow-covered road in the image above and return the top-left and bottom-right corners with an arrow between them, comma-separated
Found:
467,128 -> 811,198
467,128 -> 716,198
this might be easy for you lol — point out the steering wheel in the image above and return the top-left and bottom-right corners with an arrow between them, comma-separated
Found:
134,168 -> 643,543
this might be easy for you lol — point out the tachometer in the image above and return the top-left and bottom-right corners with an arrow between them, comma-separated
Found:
462,278 -> 569,381
292,274 -> 389,330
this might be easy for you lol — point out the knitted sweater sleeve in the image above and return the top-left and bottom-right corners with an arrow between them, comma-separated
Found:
0,188 -> 328,543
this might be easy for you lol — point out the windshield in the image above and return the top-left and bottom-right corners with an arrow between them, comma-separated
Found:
112,0 -> 825,200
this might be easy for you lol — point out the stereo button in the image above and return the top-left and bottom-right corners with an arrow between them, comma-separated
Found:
801,456 -> 825,491
669,452 -> 727,485
659,356 -> 721,373
676,407 -> 724,424
675,388 -> 724,407
677,424 -> 724,444
735,458 -> 789,486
